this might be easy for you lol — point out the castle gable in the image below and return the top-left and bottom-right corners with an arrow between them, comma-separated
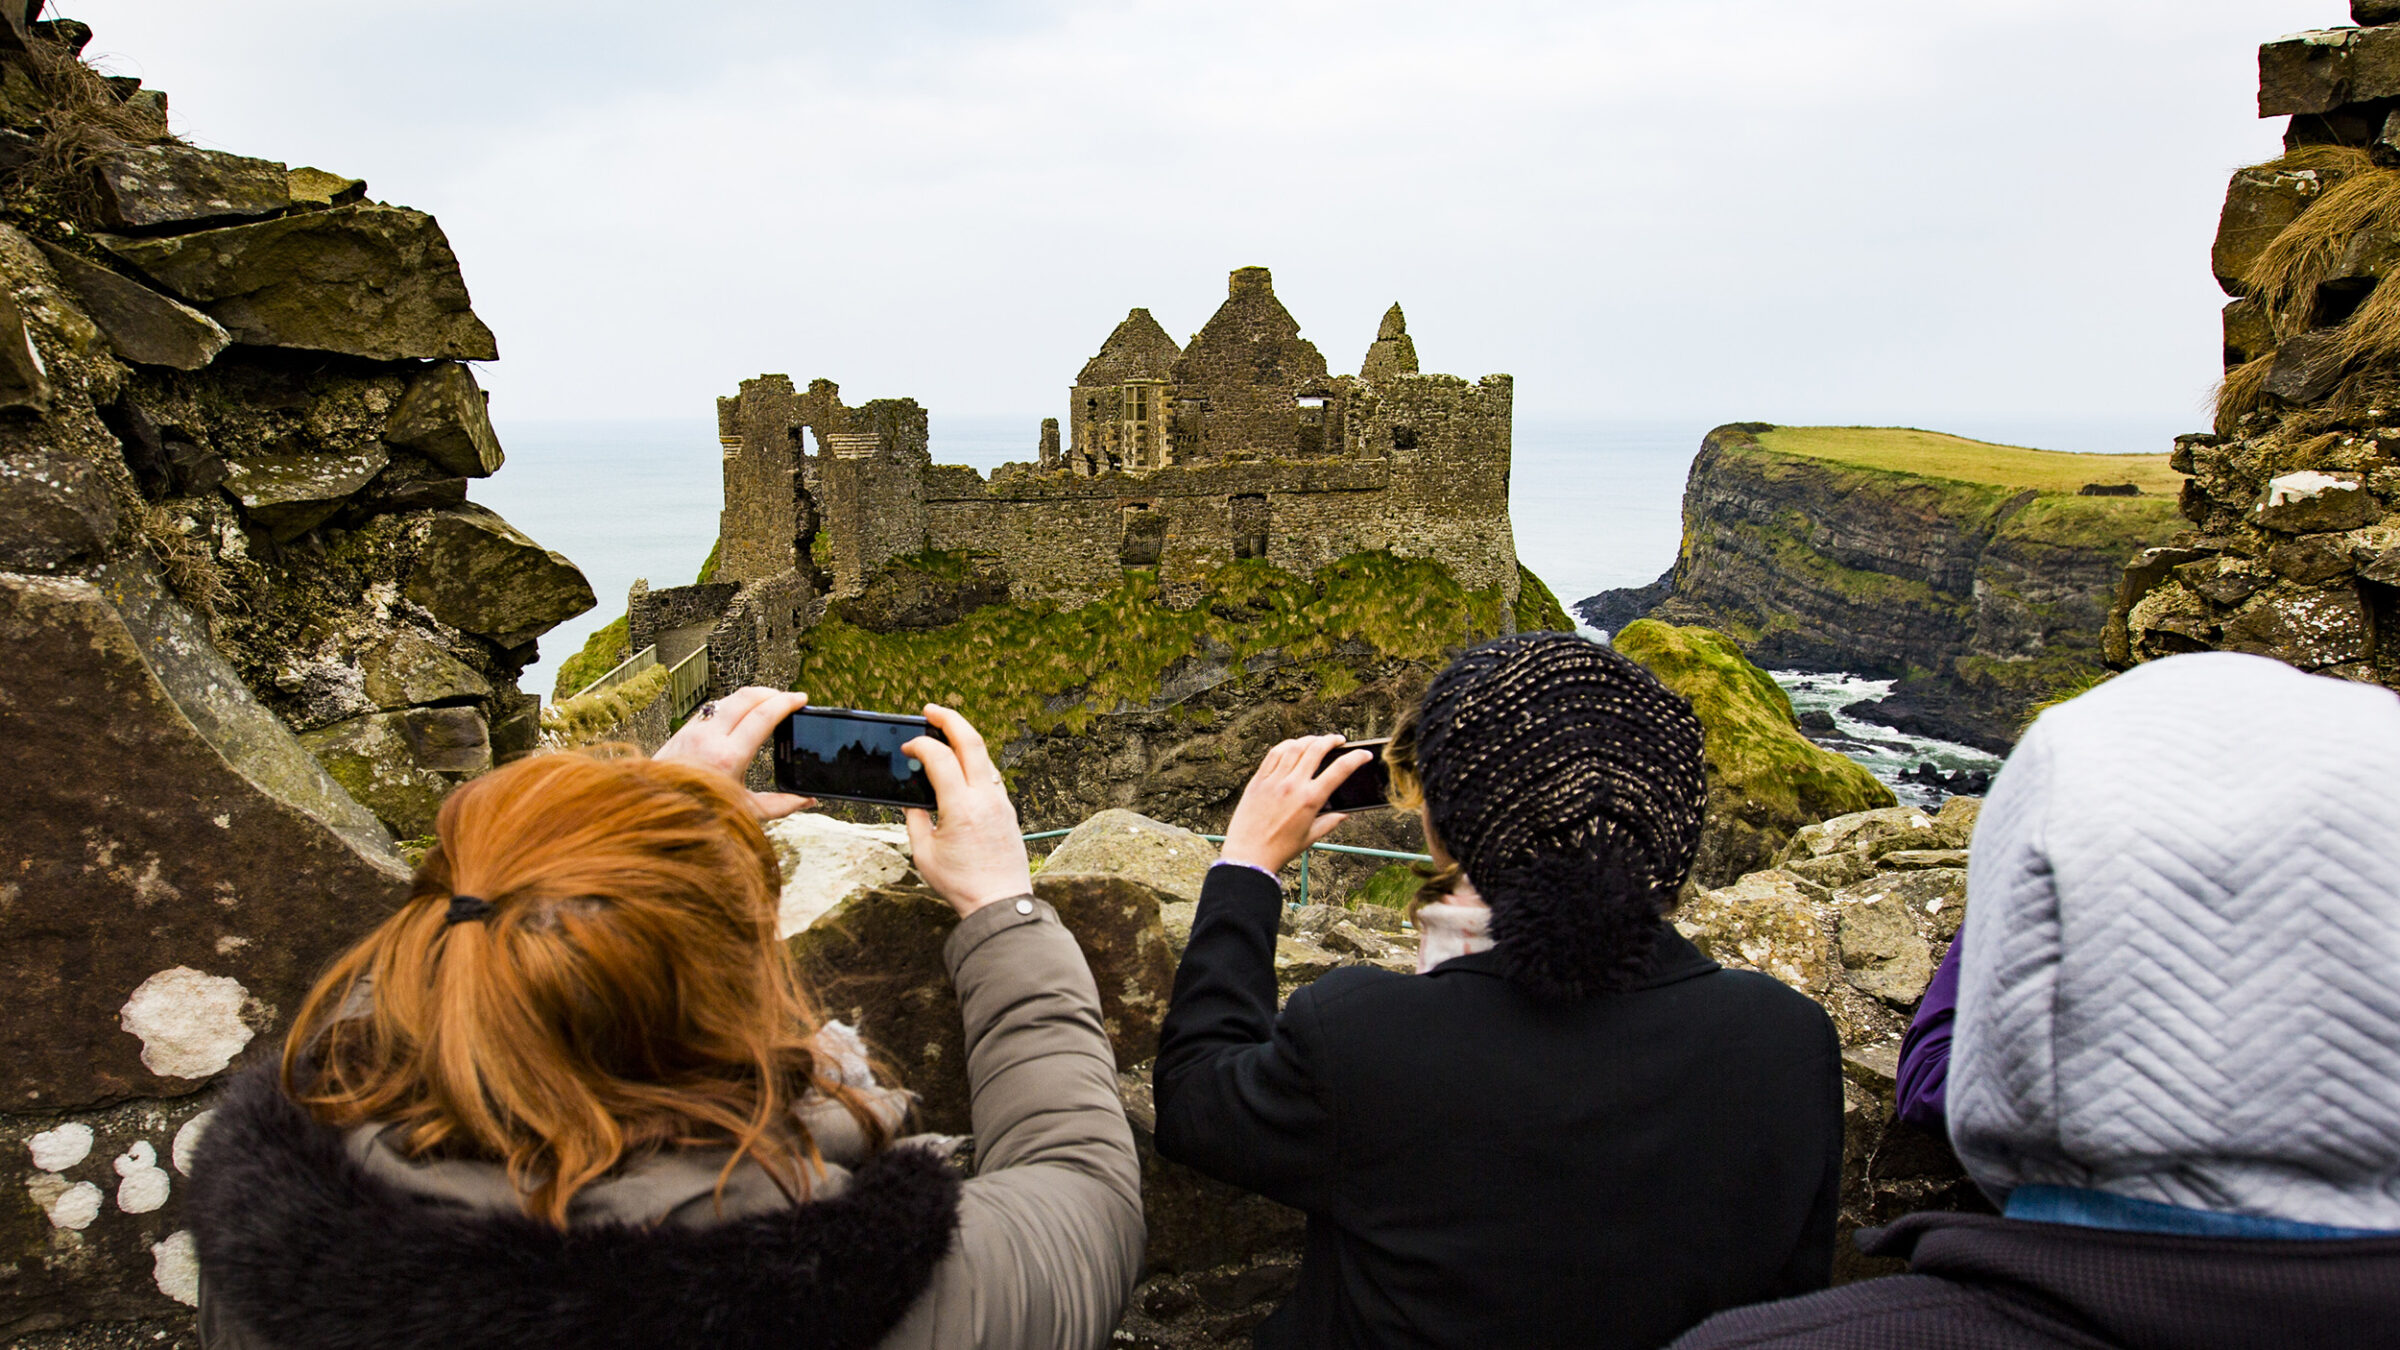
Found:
1076,308 -> 1181,387
1360,303 -> 1419,381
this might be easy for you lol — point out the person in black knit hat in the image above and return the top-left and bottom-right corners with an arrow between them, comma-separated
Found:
1154,631 -> 1843,1350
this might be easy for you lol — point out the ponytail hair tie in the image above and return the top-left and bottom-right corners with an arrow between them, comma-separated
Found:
444,895 -> 495,926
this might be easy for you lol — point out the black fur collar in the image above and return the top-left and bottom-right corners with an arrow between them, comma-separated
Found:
188,1068 -> 961,1350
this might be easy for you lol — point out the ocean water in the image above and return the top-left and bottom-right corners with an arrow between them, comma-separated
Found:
479,412 -> 2177,792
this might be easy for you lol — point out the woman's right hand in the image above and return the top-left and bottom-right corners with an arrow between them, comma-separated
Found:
902,704 -> 1036,917
1219,734 -> 1373,876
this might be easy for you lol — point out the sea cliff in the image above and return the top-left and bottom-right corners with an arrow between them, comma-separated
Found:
1580,424 -> 2182,752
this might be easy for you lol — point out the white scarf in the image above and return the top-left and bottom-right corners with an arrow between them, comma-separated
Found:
1415,900 -> 1493,974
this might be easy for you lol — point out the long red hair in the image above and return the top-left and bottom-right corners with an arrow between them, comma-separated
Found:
282,747 -> 891,1226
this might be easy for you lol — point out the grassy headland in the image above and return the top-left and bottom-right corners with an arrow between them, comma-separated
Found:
1753,426 -> 2183,495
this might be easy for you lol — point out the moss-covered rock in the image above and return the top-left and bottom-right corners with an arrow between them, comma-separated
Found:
1614,619 -> 1895,887
1512,563 -> 1574,633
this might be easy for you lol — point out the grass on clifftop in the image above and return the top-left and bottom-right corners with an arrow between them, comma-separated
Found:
1612,619 -> 1893,824
794,551 -> 1508,739
552,615 -> 630,702
1754,427 -> 2181,496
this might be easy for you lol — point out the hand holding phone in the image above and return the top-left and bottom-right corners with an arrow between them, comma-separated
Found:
772,707 -> 948,809
1220,734 -> 1375,875
898,704 -> 1033,917
1318,739 -> 1392,814
652,686 -> 816,819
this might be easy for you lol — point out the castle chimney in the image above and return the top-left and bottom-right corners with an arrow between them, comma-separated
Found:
1229,266 -> 1273,297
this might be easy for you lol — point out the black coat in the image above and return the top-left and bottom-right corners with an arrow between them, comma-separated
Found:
1154,866 -> 1844,1350
1669,1210 -> 2400,1349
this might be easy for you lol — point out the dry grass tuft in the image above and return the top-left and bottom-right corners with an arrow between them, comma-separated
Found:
2262,144 -> 2377,182
2214,354 -> 2277,436
541,664 -> 673,747
11,35 -> 177,219
2245,166 -> 2400,336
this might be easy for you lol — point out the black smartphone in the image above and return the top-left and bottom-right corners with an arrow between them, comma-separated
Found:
1317,738 -> 1393,814
772,707 -> 948,809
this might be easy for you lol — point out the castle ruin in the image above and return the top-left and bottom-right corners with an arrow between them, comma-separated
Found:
648,267 -> 1520,686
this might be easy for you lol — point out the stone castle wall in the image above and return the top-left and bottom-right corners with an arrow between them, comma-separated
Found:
713,269 -> 1521,620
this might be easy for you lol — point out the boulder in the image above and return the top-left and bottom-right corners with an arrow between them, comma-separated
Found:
1875,848 -> 1970,872
2222,299 -> 2273,366
0,561 -> 406,1114
1614,621 -> 1895,886
789,873 -> 1177,1134
404,504 -> 595,648
762,813 -> 912,937
2212,166 -> 2331,296
98,204 -> 499,362
356,628 -> 491,709
285,166 -> 365,208
0,447 -> 116,571
299,707 -> 491,838
220,446 -> 388,541
86,142 -> 288,233
34,240 -> 230,370
2258,28 -> 2396,118
1780,805 -> 1950,864
1671,870 -> 1837,997
2348,520 -> 2400,585
383,361 -> 503,478
2363,0 -> 2400,27
2265,531 -> 2357,585
1835,892 -> 1935,1007
2255,470 -> 2380,533
1843,868 -> 1968,942
1038,808 -> 1220,903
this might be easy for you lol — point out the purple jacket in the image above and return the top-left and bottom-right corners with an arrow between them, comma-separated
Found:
1895,937 -> 1959,1131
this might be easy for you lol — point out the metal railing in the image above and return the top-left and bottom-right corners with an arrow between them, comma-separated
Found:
667,646 -> 711,720
567,644 -> 659,702
1022,828 -> 1429,910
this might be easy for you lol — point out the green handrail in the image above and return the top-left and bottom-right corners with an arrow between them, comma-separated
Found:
1021,827 -> 1428,908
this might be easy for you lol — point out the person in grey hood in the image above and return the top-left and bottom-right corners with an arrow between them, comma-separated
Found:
1673,650 -> 2400,1349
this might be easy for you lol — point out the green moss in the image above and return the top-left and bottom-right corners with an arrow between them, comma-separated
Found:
696,540 -> 722,584
1512,564 -> 1575,633
552,614 -> 630,702
1755,426 -> 2182,495
542,662 -> 671,745
1353,862 -> 1425,911
792,551 -> 1506,738
1613,619 -> 1893,823
1996,494 -> 2183,554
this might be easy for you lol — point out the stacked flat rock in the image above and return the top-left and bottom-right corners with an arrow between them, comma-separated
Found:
0,14 -> 591,1335
2113,11 -> 2400,684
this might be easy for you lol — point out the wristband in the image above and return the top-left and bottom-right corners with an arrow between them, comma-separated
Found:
1210,858 -> 1281,884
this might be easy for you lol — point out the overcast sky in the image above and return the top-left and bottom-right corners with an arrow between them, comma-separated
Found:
60,0 -> 2334,429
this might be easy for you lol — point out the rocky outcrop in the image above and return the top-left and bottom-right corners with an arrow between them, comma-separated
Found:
0,17 -> 582,1333
1039,809 -> 1220,902
2112,10 -> 2400,685
1581,425 -> 2182,752
1614,620 -> 1895,887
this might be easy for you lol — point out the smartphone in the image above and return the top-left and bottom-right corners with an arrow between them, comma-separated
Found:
772,707 -> 948,809
1317,738 -> 1393,814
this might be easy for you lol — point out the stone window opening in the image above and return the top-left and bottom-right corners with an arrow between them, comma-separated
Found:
1392,426 -> 1419,451
1295,394 -> 1330,456
1231,493 -> 1269,561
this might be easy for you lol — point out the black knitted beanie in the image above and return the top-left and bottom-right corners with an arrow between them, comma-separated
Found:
1414,632 -> 1709,1001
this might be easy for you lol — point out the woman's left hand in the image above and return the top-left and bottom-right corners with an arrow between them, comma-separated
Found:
1219,734 -> 1374,875
653,686 -> 817,819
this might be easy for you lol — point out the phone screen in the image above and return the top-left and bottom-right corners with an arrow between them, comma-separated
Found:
1318,739 -> 1393,814
773,708 -> 946,809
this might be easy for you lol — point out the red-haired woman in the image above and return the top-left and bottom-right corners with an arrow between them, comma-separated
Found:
186,690 -> 1142,1350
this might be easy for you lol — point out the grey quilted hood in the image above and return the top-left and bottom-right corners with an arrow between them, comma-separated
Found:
1950,651 -> 2400,1230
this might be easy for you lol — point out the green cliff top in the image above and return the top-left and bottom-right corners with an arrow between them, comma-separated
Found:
1754,426 -> 2181,496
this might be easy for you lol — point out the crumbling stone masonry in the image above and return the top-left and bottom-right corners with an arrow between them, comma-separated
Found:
2114,2 -> 2400,681
703,268 -> 1519,625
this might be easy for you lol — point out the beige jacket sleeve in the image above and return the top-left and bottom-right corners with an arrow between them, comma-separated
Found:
876,895 -> 1146,1350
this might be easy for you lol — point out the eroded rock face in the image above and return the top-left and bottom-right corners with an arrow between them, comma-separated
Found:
33,239 -> 229,371
86,141 -> 289,232
404,504 -> 596,648
788,873 -> 1177,1135
1039,808 -> 1219,903
384,361 -> 503,479
763,813 -> 911,937
298,707 -> 492,839
99,205 -> 499,361
220,446 -> 389,541
0,565 -> 408,1111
